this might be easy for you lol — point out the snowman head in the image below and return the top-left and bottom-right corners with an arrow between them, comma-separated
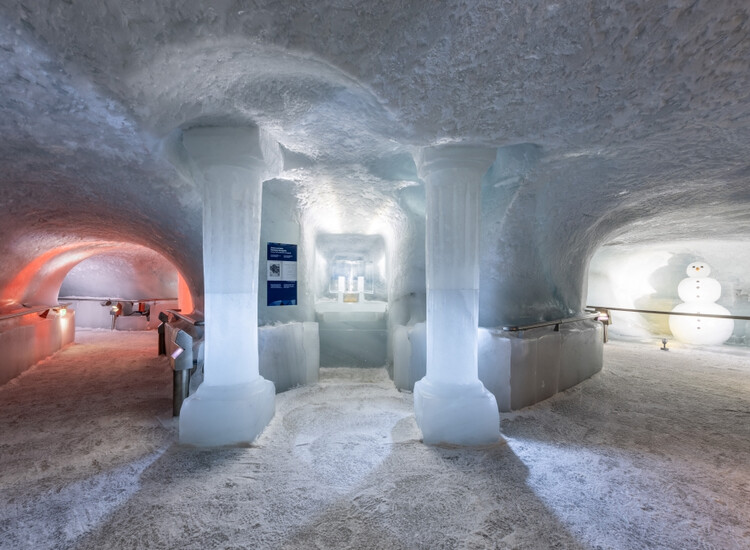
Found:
686,261 -> 711,277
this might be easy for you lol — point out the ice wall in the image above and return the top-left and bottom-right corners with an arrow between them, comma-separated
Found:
0,309 -> 75,385
58,247 -> 179,330
258,178 -> 311,325
393,321 -> 603,411
387,183 -> 427,369
66,299 -> 177,331
392,322 -> 426,391
317,303 -> 388,367
478,144 -> 594,326
59,248 -> 177,301
259,322 -> 319,392
168,321 -> 319,400
588,240 -> 750,346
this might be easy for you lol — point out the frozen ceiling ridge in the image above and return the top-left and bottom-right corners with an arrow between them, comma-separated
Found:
116,38 -> 411,165
0,1 -> 748,319
0,240 -> 172,310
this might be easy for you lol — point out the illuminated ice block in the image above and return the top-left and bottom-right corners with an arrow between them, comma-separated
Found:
670,261 -> 734,346
179,378 -> 275,446
413,145 -> 500,446
670,302 -> 734,345
393,322 -> 426,391
178,126 -> 280,446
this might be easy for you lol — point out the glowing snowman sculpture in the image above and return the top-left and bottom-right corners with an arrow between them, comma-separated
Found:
669,261 -> 734,345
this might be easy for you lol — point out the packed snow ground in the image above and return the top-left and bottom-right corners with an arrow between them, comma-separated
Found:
1,330 -> 748,549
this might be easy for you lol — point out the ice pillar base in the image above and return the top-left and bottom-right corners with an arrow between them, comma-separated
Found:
179,377 -> 275,447
413,377 -> 500,446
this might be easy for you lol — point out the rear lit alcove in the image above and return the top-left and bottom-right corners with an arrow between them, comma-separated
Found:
314,233 -> 388,366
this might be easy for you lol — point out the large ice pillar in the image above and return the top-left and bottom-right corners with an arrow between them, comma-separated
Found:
178,126 -> 281,446
413,145 -> 501,445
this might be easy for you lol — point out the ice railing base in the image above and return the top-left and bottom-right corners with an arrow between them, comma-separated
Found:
165,320 -> 320,402
0,307 -> 75,385
393,319 -> 603,411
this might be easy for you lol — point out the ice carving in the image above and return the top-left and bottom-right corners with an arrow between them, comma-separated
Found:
178,126 -> 280,446
413,145 -> 500,445
669,261 -> 734,345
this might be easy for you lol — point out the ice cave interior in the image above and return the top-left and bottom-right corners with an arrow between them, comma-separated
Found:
0,2 -> 749,445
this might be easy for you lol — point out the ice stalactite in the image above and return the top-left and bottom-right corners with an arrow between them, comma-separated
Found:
413,145 -> 501,446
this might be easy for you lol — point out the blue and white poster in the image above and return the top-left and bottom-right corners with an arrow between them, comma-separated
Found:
267,243 -> 297,306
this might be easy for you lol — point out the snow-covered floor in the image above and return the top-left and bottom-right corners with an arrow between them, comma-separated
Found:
1,331 -> 749,549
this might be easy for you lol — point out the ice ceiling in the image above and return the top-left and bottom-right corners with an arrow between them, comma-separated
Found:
1,1 -> 748,322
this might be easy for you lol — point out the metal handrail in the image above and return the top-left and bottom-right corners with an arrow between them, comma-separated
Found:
0,303 -> 72,321
58,296 -> 177,303
502,312 -> 601,332
586,305 -> 750,322
165,309 -> 204,327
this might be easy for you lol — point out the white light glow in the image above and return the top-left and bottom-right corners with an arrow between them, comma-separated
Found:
328,256 -> 375,295
669,261 -> 734,345
377,255 -> 386,280
609,252 -> 671,303
586,248 -> 674,338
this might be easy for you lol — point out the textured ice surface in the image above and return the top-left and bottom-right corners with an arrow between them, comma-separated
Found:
392,321 -> 426,391
415,145 -> 499,445
259,322 -> 319,392
2,332 -> 750,549
59,248 -> 178,302
316,301 -> 388,367
399,322 -> 603,412
587,241 -> 750,345
0,311 -> 75,384
426,289 -> 479,384
179,127 -> 279,444
182,127 -> 272,387
413,377 -> 500,446
179,377 -> 276,447
1,2 -> 750,327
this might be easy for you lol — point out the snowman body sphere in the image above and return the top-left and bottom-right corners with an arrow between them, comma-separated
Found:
669,261 -> 734,345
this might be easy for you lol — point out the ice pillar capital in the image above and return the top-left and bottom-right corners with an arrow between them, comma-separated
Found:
182,126 -> 282,183
177,125 -> 280,446
416,144 -> 498,180
413,144 -> 501,446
